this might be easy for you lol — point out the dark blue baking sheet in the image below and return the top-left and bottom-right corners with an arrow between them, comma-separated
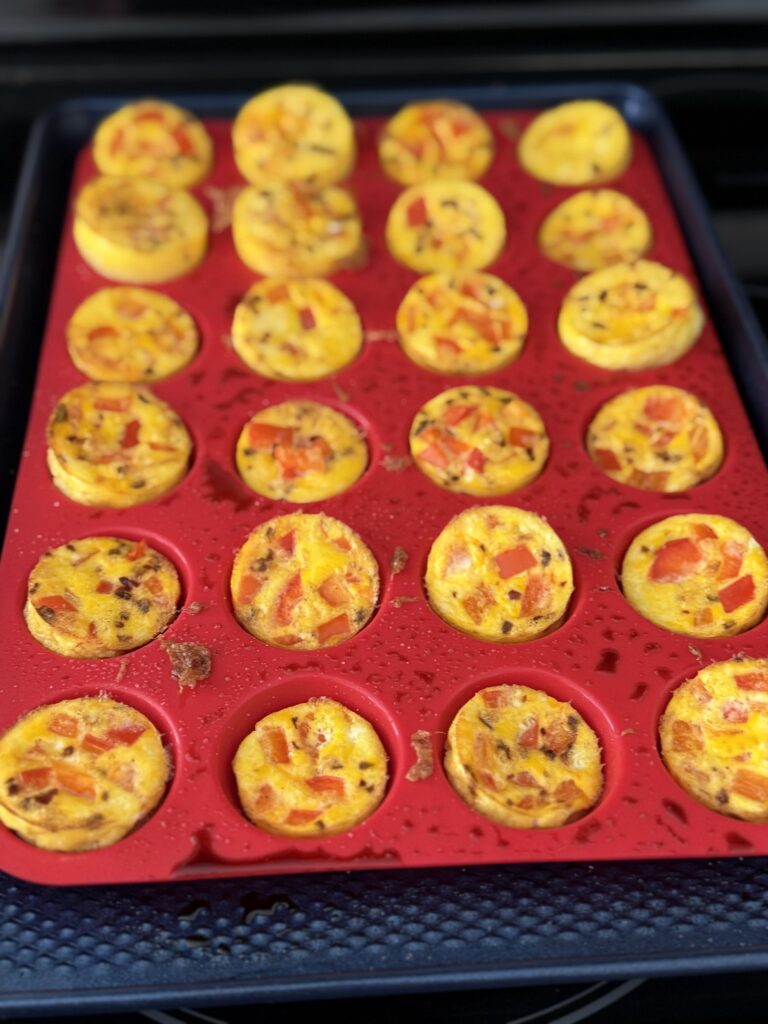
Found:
1,82 -> 768,1016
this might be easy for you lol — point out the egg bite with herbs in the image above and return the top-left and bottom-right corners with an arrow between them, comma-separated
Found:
236,401 -> 367,503
410,386 -> 548,496
518,99 -> 632,186
231,278 -> 362,381
586,385 -> 724,492
73,176 -> 208,284
66,287 -> 198,383
233,697 -> 387,837
24,536 -> 180,658
538,189 -> 652,272
231,513 -> 379,650
445,685 -> 603,828
386,180 -> 505,274
557,259 -> 705,370
46,382 -> 191,508
621,514 -> 768,638
396,272 -> 527,375
425,505 -> 573,643
0,696 -> 170,851
92,99 -> 213,189
660,658 -> 768,822
379,99 -> 494,185
232,182 -> 363,277
232,84 -> 356,188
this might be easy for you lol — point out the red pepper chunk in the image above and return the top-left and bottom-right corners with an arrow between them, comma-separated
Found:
276,530 -> 295,555
717,541 -> 744,581
82,733 -> 115,755
126,540 -> 147,562
275,573 -> 302,626
94,396 -> 131,412
692,523 -> 718,540
508,427 -> 539,450
481,689 -> 506,708
298,307 -> 316,330
434,336 -> 461,355
733,769 -> 768,803
120,419 -> 141,449
247,422 -> 295,449
417,443 -> 449,470
172,126 -> 194,155
521,575 -> 551,617
644,395 -> 684,421
627,469 -> 670,491
467,448 -> 487,473
306,775 -> 345,797
263,727 -> 290,764
649,538 -> 703,582
106,725 -> 146,746
719,575 -> 755,613
442,404 -> 476,426
19,767 -> 53,791
554,779 -> 586,803
286,808 -> 321,825
407,196 -> 428,227
143,574 -> 163,594
735,672 -> 768,692
49,714 -> 78,738
495,545 -> 537,579
96,580 -> 113,594
518,717 -> 539,749
88,325 -> 119,341
266,283 -> 290,303
592,447 -> 622,472
34,594 -> 77,614
316,613 -> 350,643
722,701 -> 749,724
109,128 -> 124,156
134,110 -> 165,123
54,766 -> 96,800
318,575 -> 348,607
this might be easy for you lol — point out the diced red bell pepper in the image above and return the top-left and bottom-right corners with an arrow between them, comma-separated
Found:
481,689 -> 506,708
407,196 -> 428,227
554,779 -> 586,803
96,580 -> 113,594
266,283 -> 291,303
88,325 -> 119,341
518,717 -> 539,749
120,419 -> 141,449
54,766 -> 96,800
508,427 -> 539,450
277,530 -> 296,555
521,575 -> 551,617
467,448 -> 487,473
627,468 -> 670,491
34,595 -> 77,614
172,126 -> 194,155
263,727 -> 290,764
692,523 -> 718,540
719,575 -> 755,613
461,584 -> 495,624
286,808 -> 321,825
690,424 -> 710,461
442,404 -> 476,426
252,783 -> 274,812
670,719 -> 703,753
722,701 -> 749,724
494,545 -> 537,579
49,714 -> 78,738
247,422 -> 295,449
649,538 -> 703,582
147,441 -> 178,452
298,307 -> 316,330
94,396 -> 131,412
736,672 -> 768,692
109,128 -> 124,155
417,442 -> 450,470
82,733 -> 115,754
318,576 -> 348,607
644,395 -> 684,421
134,110 -> 165,123
274,633 -> 302,647
126,540 -> 147,562
694,607 -> 713,627
306,775 -> 345,797
592,447 -> 622,472
733,769 -> 768,803
717,540 -> 744,581
316,613 -> 351,643
434,336 -> 461,355
106,725 -> 146,746
19,767 -> 53,791
545,717 -> 576,754
114,297 -> 146,318
276,573 -> 302,626
143,574 -> 163,594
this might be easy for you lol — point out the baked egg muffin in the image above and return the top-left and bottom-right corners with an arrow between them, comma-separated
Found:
46,382 -> 192,507
518,100 -> 632,186
24,536 -> 180,658
586,385 -> 724,492
231,513 -> 379,649
621,514 -> 768,638
445,685 -> 602,828
231,278 -> 362,381
236,400 -> 367,503
0,696 -> 170,851
425,505 -> 573,643
233,697 -> 387,837
409,385 -> 548,496
538,189 -> 652,272
396,272 -> 527,375
557,259 -> 705,370
386,180 -> 505,274
73,175 -> 208,283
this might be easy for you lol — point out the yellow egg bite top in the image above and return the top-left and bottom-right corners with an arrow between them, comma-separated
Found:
386,181 -> 505,274
231,278 -> 362,381
622,514 -> 768,638
425,505 -> 573,643
237,401 -> 367,503
445,685 -> 603,829
396,272 -> 527,375
558,259 -> 704,370
410,386 -> 548,497
47,382 -> 191,508
73,175 -> 208,284
67,287 -> 198,382
538,189 -> 652,272
660,658 -> 768,822
586,385 -> 724,492
518,100 -> 632,186
231,513 -> 379,650
232,183 -> 363,277
24,535 -> 180,659
92,99 -> 213,189
0,697 -> 170,851
232,84 -> 356,188
379,99 -> 494,185
233,697 -> 387,837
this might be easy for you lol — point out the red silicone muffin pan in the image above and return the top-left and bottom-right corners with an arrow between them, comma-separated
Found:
0,104 -> 767,886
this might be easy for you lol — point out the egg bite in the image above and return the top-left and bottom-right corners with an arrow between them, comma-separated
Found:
24,536 -> 180,659
538,189 -> 652,272
233,697 -> 387,837
410,386 -> 548,497
557,259 -> 705,370
396,272 -> 527,375
586,386 -> 724,492
232,183 -> 363,278
231,513 -> 379,650
0,697 -> 170,851
237,401 -> 367,503
92,99 -> 213,189
621,514 -> 768,638
231,278 -> 362,381
73,176 -> 208,284
660,658 -> 768,822
518,100 -> 632,186
425,506 -> 573,643
67,287 -> 198,383
232,84 -> 356,188
445,685 -> 602,829
46,382 -> 192,508
386,181 -> 505,274
379,99 -> 494,185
